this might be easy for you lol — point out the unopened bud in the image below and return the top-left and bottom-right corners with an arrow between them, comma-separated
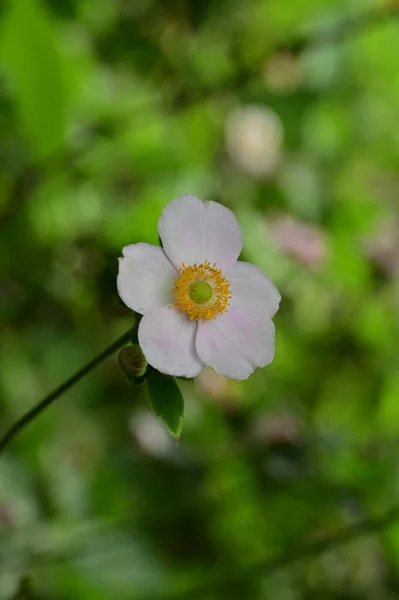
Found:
119,345 -> 147,383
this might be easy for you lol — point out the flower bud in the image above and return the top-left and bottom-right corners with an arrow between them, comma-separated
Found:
119,345 -> 147,384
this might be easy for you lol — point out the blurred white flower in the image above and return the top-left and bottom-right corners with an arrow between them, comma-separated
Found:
117,194 -> 281,380
130,412 -> 173,457
225,105 -> 283,178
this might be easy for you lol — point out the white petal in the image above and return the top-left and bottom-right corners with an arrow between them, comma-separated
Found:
158,194 -> 242,272
195,310 -> 275,380
229,261 -> 281,318
117,243 -> 177,314
138,307 -> 203,378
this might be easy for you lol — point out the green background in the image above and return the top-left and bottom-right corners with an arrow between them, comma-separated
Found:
1,0 -> 399,598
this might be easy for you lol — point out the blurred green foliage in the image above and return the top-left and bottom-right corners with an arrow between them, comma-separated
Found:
1,0 -> 399,598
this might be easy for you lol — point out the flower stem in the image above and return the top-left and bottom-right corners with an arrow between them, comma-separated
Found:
0,329 -> 132,456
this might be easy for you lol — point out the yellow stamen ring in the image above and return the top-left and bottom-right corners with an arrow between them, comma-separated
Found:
171,260 -> 231,321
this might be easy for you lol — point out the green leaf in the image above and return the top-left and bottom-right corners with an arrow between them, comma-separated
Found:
1,0 -> 68,158
147,368 -> 184,438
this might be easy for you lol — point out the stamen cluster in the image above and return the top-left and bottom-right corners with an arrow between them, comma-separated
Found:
172,260 -> 231,320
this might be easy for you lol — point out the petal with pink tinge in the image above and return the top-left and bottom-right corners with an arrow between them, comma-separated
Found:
229,261 -> 281,318
117,243 -> 177,314
158,194 -> 242,273
196,310 -> 275,380
139,307 -> 203,378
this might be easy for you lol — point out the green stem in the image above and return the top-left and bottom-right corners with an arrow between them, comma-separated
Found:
0,329 -> 132,456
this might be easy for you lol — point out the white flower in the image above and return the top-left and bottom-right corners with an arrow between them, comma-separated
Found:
117,195 -> 281,380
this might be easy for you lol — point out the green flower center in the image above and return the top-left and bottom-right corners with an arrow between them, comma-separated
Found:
189,281 -> 213,305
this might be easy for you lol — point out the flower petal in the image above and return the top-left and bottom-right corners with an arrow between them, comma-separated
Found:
158,194 -> 243,272
229,261 -> 281,318
195,310 -> 275,380
139,307 -> 203,378
117,243 -> 177,314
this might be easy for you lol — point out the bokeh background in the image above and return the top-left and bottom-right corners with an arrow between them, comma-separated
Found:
1,0 -> 399,598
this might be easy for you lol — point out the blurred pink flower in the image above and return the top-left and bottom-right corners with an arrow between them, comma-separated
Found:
364,218 -> 399,277
263,53 -> 302,93
118,194 -> 280,380
270,214 -> 328,268
0,505 -> 14,529
251,413 -> 304,446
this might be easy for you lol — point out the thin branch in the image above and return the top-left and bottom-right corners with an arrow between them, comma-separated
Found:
0,328 -> 132,456
161,505 -> 399,600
